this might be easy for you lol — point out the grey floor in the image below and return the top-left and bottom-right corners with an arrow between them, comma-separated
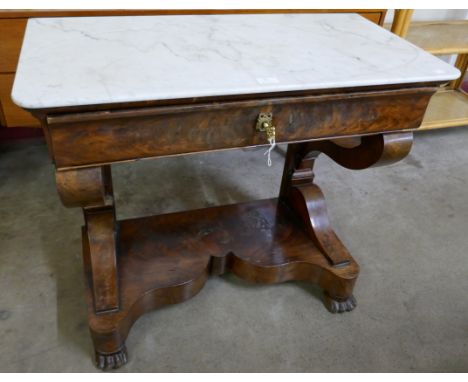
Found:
0,128 -> 467,372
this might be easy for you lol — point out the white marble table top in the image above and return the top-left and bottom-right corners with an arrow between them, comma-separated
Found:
12,14 -> 459,109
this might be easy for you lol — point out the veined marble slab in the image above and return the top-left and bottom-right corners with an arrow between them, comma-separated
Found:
12,14 -> 459,109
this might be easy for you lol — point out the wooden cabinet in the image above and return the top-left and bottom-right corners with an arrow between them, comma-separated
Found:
0,73 -> 36,126
0,18 -> 35,127
0,19 -> 27,72
0,9 -> 386,128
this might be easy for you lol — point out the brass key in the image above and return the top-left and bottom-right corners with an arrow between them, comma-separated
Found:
256,113 -> 276,167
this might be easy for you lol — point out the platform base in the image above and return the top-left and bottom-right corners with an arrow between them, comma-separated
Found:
82,198 -> 359,369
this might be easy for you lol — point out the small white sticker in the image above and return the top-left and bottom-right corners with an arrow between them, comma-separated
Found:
256,77 -> 280,84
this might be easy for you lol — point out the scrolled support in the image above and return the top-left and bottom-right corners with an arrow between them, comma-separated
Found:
56,165 -> 119,314
55,165 -> 114,208
280,132 -> 413,267
309,132 -> 413,170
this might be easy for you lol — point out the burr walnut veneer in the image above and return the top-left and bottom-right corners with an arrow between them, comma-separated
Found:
12,14 -> 459,370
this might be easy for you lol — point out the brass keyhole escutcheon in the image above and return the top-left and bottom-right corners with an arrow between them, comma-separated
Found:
256,112 -> 276,142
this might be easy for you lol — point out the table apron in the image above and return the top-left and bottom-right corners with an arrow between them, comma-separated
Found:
46,87 -> 435,169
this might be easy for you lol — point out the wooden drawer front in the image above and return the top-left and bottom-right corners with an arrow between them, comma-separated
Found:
0,73 -> 40,127
48,87 -> 434,169
0,19 -> 27,72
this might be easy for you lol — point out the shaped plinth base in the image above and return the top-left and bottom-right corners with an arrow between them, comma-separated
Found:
82,198 -> 359,369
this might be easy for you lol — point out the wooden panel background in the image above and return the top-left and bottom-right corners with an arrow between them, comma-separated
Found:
0,73 -> 37,127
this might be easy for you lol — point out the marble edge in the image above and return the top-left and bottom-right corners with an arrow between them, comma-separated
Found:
11,75 -> 459,110
11,14 -> 461,110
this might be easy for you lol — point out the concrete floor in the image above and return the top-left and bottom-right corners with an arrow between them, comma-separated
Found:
0,128 -> 467,372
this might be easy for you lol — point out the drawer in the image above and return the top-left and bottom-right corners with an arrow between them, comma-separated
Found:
0,19 -> 27,72
0,73 -> 40,127
46,86 -> 435,169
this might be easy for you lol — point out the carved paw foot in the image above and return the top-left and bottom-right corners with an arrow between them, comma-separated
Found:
323,293 -> 357,313
95,345 -> 128,370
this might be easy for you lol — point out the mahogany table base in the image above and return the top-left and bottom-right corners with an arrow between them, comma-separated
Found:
59,134 -> 414,370
84,198 -> 359,369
